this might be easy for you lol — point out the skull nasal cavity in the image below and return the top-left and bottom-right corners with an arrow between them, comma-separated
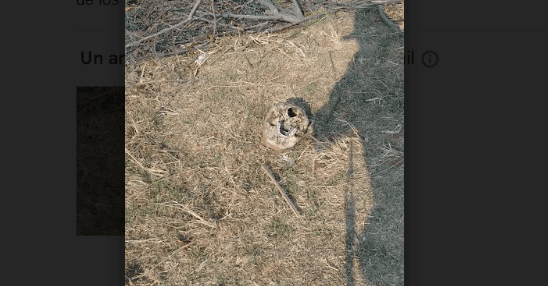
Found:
288,108 -> 297,117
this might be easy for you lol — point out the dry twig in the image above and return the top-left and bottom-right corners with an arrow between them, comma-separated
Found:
198,11 -> 299,24
211,0 -> 217,38
125,147 -> 145,171
125,0 -> 202,48
198,0 -> 306,24
377,4 -> 401,33
262,164 -> 301,217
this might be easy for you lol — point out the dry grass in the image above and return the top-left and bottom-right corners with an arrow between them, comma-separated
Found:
125,4 -> 403,285
384,0 -> 404,31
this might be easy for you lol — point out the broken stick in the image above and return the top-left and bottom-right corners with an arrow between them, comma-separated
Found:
125,0 -> 202,48
262,164 -> 301,217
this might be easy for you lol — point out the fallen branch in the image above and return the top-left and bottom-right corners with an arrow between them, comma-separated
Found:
260,13 -> 326,34
198,11 -> 301,24
377,4 -> 401,33
290,0 -> 304,17
262,164 -> 301,217
258,0 -> 303,20
257,0 -> 279,14
125,0 -> 375,63
125,0 -> 202,48
197,0 -> 306,24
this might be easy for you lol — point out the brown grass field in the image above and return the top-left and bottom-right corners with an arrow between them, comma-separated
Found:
125,3 -> 403,285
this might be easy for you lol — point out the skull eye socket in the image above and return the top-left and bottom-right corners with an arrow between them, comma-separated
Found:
288,108 -> 297,117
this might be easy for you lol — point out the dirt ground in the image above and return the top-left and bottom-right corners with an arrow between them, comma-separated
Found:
125,2 -> 403,285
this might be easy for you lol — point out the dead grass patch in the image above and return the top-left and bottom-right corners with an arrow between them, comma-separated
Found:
125,7 -> 401,285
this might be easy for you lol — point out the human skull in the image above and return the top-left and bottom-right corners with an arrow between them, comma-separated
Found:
263,102 -> 311,150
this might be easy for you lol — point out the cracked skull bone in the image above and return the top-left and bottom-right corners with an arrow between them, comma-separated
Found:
263,102 -> 310,150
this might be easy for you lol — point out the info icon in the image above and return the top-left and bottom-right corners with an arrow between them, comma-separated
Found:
421,51 -> 438,68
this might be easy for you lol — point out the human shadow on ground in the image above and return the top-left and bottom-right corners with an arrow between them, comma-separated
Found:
289,6 -> 404,286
